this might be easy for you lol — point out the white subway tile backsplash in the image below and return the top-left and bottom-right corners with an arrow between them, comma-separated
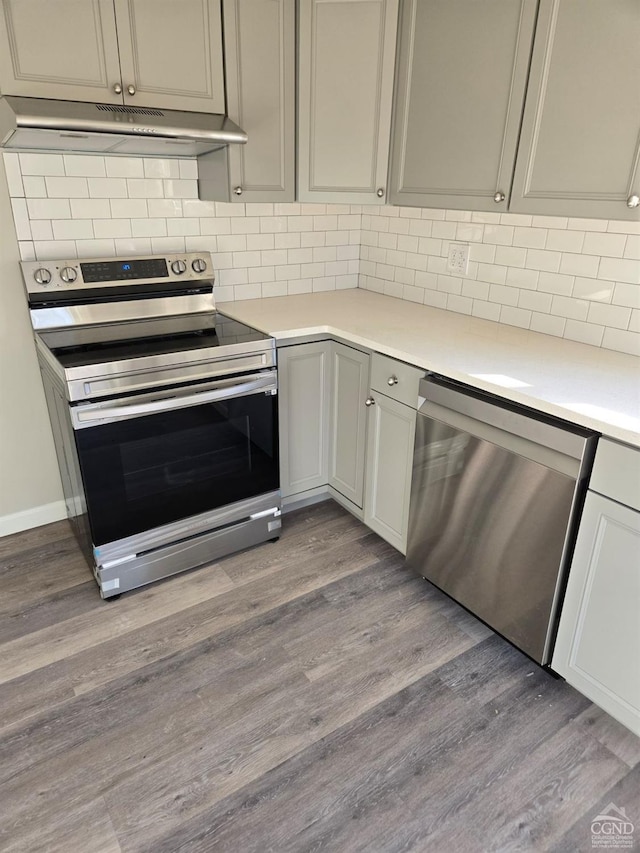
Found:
71,198 -> 111,219
10,198 -> 31,240
52,219 -> 94,240
45,176 -> 89,198
572,277 -> 614,302
6,154 -> 639,351
92,219 -> 132,239
75,239 -> 116,258
582,231 -> 626,257
525,248 -> 561,273
110,198 -> 148,218
143,158 -> 180,179
127,178 -> 164,199
624,235 -> 640,260
551,295 -> 589,321
20,153 -> 64,176
27,198 -> 71,219
530,313 -> 565,337
22,175 -> 46,197
586,302 -> 631,330
105,157 -> 144,178
18,241 -> 35,261
131,218 -> 167,238
33,239 -> 76,259
63,155 -> 106,177
559,252 -> 600,278
30,220 -> 53,241
564,319 -> 604,347
545,228 -> 584,253
3,153 -> 24,196
613,282 -> 640,309
599,256 -> 640,285
602,327 -> 640,356
88,177 -> 128,198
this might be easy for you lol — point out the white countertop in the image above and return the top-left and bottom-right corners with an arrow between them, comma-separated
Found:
219,289 -> 640,448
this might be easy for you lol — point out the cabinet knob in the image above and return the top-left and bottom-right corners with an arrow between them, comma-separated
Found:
376,188 -> 385,198
233,186 -> 243,196
627,194 -> 640,209
113,83 -> 122,95
493,191 -> 505,203
365,397 -> 376,407
387,375 -> 398,386
127,84 -> 136,96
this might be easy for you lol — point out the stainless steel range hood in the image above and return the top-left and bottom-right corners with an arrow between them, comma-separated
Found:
0,95 -> 247,157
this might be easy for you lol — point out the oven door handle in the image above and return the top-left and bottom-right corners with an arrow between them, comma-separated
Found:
73,373 -> 276,427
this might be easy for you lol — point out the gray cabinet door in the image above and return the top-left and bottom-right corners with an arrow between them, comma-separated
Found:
364,391 -> 416,554
389,0 -> 537,212
0,0 -> 122,103
221,0 -> 295,203
278,342 -> 331,498
114,0 -> 225,113
511,0 -> 640,220
298,0 -> 399,204
328,342 -> 370,508
552,492 -> 640,736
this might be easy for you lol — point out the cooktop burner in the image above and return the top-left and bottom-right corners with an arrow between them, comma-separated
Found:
38,311 -> 270,369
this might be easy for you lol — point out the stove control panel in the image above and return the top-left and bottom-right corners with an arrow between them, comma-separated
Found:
21,252 -> 214,295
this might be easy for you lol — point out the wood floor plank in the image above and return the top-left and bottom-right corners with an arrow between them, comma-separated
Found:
0,500 -> 635,853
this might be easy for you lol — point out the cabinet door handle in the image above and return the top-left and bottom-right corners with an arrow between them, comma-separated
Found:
113,83 -> 122,95
493,191 -> 505,203
387,375 -> 398,386
365,397 -> 376,407
627,194 -> 640,209
234,186 -> 243,196
127,84 -> 136,96
376,188 -> 385,198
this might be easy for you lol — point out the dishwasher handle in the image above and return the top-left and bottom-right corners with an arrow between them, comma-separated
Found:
419,376 -> 594,463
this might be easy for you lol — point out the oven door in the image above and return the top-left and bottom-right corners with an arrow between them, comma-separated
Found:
71,370 -> 279,547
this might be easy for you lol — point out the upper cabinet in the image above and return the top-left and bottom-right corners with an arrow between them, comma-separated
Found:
212,0 -> 295,203
113,0 -> 225,112
0,0 -> 122,104
297,0 -> 399,204
389,0 -> 538,212
0,0 -> 225,113
510,0 -> 640,220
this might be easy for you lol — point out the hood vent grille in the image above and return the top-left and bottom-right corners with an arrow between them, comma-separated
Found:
95,104 -> 165,116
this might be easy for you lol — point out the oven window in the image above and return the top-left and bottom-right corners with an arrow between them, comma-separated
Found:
75,393 -> 278,546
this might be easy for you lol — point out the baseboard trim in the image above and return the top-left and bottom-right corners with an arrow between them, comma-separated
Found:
0,500 -> 67,537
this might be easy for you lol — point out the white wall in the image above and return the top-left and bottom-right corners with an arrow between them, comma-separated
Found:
0,156 -> 64,535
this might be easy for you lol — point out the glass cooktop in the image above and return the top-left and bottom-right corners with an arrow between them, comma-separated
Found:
38,311 -> 271,369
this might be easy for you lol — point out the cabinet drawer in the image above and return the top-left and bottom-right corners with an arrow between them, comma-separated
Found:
590,438 -> 640,512
370,353 -> 422,408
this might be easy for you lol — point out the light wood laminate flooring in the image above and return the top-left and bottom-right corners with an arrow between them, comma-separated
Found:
1,500 -> 638,853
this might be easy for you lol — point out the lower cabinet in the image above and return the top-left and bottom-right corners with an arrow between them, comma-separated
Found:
328,342 -> 370,508
277,341 -> 331,498
363,391 -> 416,555
278,340 -> 419,554
552,439 -> 640,736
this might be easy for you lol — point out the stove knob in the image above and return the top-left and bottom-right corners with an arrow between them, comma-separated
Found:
191,258 -> 207,273
60,266 -> 77,283
171,259 -> 187,275
33,267 -> 52,285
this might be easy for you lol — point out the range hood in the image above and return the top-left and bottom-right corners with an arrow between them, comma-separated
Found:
0,95 -> 247,157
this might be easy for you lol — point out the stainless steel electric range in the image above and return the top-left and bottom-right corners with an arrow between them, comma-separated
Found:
22,252 -> 281,598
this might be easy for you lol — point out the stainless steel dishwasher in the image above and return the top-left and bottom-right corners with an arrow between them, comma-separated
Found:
406,375 -> 597,665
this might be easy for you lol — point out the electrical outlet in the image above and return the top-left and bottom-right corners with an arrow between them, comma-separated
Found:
447,242 -> 470,276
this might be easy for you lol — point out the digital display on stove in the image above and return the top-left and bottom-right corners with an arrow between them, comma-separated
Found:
80,258 -> 169,283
